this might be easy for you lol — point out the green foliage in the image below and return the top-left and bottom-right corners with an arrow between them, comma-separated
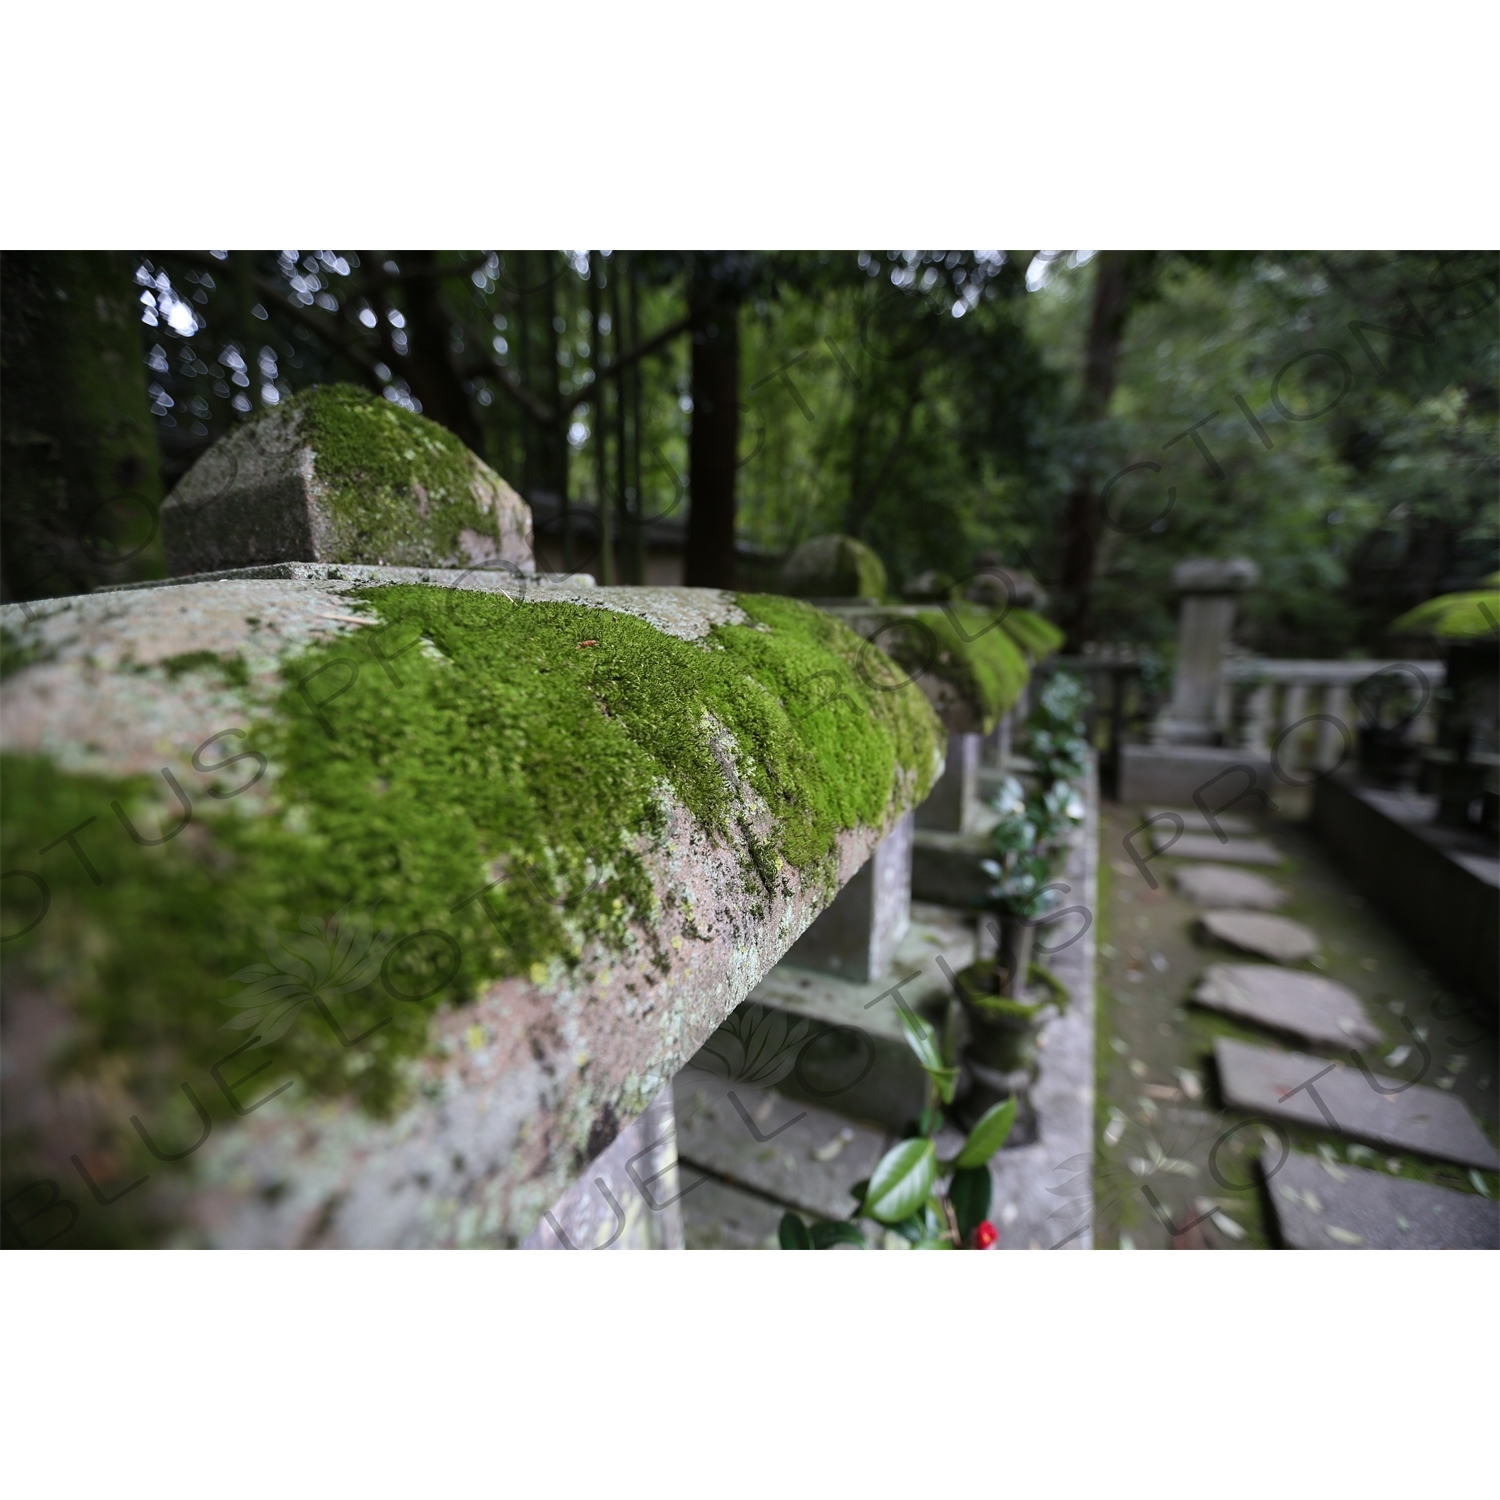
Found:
780,989 -> 1017,1250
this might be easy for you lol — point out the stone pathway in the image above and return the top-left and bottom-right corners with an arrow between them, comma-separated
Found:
1266,1150 -> 1498,1249
1096,799 -> 1499,1249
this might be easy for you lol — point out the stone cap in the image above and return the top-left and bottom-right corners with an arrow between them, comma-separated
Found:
1171,556 -> 1259,593
160,384 -> 535,577
779,534 -> 888,601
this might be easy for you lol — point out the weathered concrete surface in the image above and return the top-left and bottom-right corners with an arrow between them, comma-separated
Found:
1172,864 -> 1287,909
0,576 -> 940,1247
160,390 -> 536,576
916,733 -> 981,832
1266,1149 -> 1498,1249
1200,911 -> 1320,964
1215,1039 -> 1500,1170
681,1173 -> 786,1249
1193,964 -> 1379,1049
1119,744 -> 1275,807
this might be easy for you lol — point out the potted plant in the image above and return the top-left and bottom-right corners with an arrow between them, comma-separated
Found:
778,1011 -> 1017,1249
955,671 -> 1088,1133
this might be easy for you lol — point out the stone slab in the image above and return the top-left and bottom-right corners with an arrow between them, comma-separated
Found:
680,1172 -> 786,1250
672,1074 -> 890,1222
1193,964 -> 1379,1049
912,828 -> 993,906
0,577 -> 939,1247
1172,864 -> 1287,909
1146,807 -> 1253,836
1119,744 -> 1275,807
1265,1150 -> 1499,1249
1215,1038 -> 1500,1170
1200,911 -> 1320,964
1152,831 -> 1283,866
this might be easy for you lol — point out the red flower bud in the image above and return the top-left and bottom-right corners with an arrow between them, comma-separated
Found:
971,1221 -> 998,1250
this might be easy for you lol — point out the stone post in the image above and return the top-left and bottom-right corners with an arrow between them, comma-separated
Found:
785,811 -> 914,983
1153,558 -> 1259,745
915,733 -> 980,833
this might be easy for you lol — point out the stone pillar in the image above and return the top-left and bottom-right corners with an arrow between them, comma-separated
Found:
916,733 -> 980,832
523,1085 -> 686,1250
785,811 -> 914,983
1153,558 -> 1259,745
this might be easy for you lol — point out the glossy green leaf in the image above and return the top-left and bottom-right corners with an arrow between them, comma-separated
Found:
779,1212 -> 812,1250
862,1137 -> 938,1224
949,1166 -> 993,1239
888,1211 -> 927,1244
810,1220 -> 868,1250
899,1012 -> 960,1103
953,1097 -> 1017,1169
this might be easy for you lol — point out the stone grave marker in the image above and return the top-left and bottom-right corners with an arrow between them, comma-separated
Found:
1200,910 -> 1320,963
1193,964 -> 1379,1048
1172,864 -> 1287,909
1265,1149 -> 1498,1249
1215,1038 -> 1500,1169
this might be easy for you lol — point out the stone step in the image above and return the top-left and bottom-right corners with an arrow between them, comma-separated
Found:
1151,831 -> 1283,865
1215,1038 -> 1499,1170
1199,910 -> 1320,964
680,1171 -> 788,1250
1145,806 -> 1254,836
1265,1149 -> 1499,1249
1172,865 -> 1287,909
1192,964 -> 1379,1049
673,1073 -> 891,1221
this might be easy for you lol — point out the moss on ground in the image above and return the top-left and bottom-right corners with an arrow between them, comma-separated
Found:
1,586 -> 942,1123
290,384 -> 506,564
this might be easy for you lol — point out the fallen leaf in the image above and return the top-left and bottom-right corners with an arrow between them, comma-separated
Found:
813,1128 -> 856,1163
1326,1226 -> 1364,1245
1384,1045 -> 1412,1067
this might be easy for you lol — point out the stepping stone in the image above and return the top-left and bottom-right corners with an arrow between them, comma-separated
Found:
1149,832 -> 1282,865
1200,911 -> 1320,964
1172,865 -> 1287,910
1265,1150 -> 1499,1249
1145,806 -> 1253,836
1215,1037 -> 1500,1170
1193,964 -> 1380,1048
673,1072 -> 889,1221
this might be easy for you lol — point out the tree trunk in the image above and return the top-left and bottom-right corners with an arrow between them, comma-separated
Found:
684,256 -> 740,589
398,250 -> 483,452
1058,250 -> 1148,648
0,251 -> 165,601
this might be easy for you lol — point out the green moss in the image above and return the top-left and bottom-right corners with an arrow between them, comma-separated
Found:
1,586 -> 942,1125
290,384 -> 501,565
0,624 -> 55,681
781,534 -> 889,600
159,649 -> 249,686
1392,577 -> 1500,641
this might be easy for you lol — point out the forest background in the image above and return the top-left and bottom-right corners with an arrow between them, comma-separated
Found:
3,248 -> 1495,658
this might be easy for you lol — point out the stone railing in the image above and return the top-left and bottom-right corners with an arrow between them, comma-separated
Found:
1223,658 -> 1446,774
